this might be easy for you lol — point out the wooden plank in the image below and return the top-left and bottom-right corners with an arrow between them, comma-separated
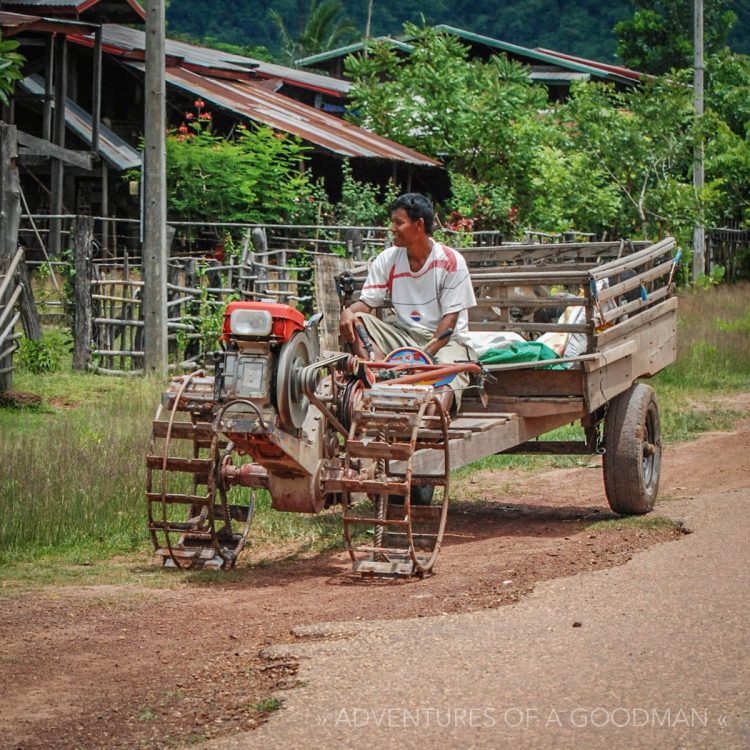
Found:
596,258 -> 673,303
596,296 -> 678,347
471,368 -> 584,399
590,237 -> 675,280
17,131 -> 93,170
469,320 -> 590,333
599,284 -> 671,326
585,313 -> 677,412
314,253 -> 351,353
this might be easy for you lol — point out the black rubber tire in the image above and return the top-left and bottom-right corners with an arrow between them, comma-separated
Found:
602,383 -> 661,515
389,485 -> 434,506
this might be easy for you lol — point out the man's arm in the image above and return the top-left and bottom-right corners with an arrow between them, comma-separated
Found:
425,312 -> 459,357
339,299 -> 373,344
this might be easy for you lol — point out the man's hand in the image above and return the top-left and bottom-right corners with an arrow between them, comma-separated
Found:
339,301 -> 370,344
425,312 -> 460,356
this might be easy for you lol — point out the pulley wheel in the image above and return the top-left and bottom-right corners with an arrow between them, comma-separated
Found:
276,331 -> 313,431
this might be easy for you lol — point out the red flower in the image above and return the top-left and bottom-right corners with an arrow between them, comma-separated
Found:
178,124 -> 189,134
194,99 -> 205,110
199,111 -> 212,120
185,112 -> 194,120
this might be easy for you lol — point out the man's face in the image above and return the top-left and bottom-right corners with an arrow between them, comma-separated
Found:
390,208 -> 423,247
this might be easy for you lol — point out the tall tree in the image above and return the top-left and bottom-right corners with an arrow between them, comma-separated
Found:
614,0 -> 737,74
271,0 -> 357,64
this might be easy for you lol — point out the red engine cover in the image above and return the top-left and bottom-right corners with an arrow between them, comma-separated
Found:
222,301 -> 305,343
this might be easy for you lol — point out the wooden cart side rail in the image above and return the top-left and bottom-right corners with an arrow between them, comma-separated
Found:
589,237 -> 676,281
459,240 -> 651,265
596,257 -> 674,303
584,297 -> 678,412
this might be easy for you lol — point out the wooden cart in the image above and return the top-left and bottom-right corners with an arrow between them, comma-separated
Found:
342,237 -> 678,517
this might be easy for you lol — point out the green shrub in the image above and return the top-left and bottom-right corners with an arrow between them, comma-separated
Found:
17,330 -> 71,374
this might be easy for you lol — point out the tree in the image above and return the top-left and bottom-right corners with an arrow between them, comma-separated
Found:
614,0 -> 737,74
270,0 -> 357,64
559,74 -> 698,242
129,102 -> 313,225
0,31 -> 25,106
346,24 -> 550,228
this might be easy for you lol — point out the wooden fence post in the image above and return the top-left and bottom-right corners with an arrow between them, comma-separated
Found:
1,124 -> 21,392
14,253 -> 42,341
73,216 -> 93,371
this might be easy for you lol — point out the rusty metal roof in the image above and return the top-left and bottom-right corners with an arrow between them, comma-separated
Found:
0,0 -> 145,21
85,24 -> 351,99
19,74 -> 142,171
126,63 -> 438,166
0,9 -> 96,35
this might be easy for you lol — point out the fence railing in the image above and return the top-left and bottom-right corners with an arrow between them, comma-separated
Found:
27,213 -> 748,377
0,248 -> 25,389
708,224 -> 750,281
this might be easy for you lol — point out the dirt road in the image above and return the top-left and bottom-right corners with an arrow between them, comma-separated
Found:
1,396 -> 748,750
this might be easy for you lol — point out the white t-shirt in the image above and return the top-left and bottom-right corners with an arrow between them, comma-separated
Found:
360,240 -> 476,343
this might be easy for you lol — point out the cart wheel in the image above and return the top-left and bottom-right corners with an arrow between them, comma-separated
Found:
603,383 -> 661,515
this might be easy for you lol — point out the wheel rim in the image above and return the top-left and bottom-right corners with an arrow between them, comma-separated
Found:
642,403 -> 660,490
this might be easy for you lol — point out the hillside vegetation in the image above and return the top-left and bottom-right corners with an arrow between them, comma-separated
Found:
167,0 -> 749,63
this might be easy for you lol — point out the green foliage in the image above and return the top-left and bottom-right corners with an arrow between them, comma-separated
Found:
165,0 -> 750,64
529,146 -> 622,235
702,53 -> 750,227
557,74 -> 698,242
271,0 -> 357,63
615,0 -> 737,74
694,265 -> 726,289
346,24 -> 741,245
17,330 -> 71,374
253,697 -> 282,713
445,172 -> 516,234
129,104 -> 312,224
176,264 -> 239,359
335,160 -> 399,226
0,31 -> 24,106
346,24 -> 550,229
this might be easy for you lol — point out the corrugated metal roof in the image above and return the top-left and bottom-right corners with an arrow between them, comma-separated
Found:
1,0 -> 83,6
296,38 -> 414,68
297,25 -> 641,88
530,70 -> 590,82
126,63 -> 438,166
1,0 -> 144,20
433,25 -> 637,85
84,24 -> 351,98
19,74 -> 142,171
535,49 -> 645,82
0,9 -> 96,34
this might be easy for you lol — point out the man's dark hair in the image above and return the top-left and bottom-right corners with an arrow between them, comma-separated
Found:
389,193 -> 434,236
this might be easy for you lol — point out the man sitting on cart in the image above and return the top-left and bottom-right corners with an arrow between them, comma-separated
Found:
339,192 -> 477,415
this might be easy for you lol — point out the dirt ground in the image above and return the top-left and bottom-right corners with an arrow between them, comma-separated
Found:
2,395 -> 748,750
